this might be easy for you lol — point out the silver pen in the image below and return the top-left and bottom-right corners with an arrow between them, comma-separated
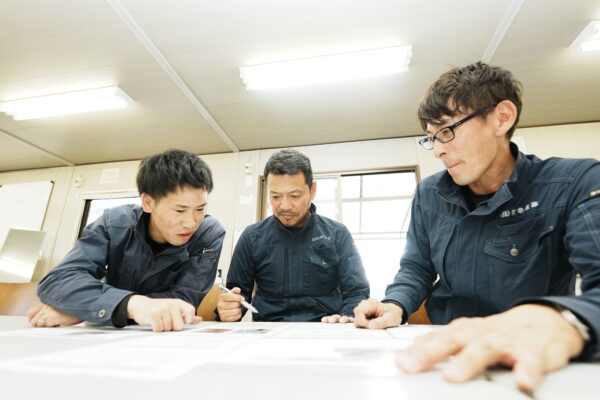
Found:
219,285 -> 259,313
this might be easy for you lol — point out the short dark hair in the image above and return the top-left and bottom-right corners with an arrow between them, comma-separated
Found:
137,149 -> 213,200
418,62 -> 523,139
264,148 -> 313,187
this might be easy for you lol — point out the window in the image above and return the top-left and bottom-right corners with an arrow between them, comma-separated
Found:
78,196 -> 140,238
262,170 -> 417,299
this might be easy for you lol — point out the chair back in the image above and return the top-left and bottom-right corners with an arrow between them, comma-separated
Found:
0,282 -> 40,316
196,284 -> 221,321
407,301 -> 431,325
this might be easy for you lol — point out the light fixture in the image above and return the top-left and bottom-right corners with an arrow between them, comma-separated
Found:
239,45 -> 412,91
0,86 -> 133,120
570,20 -> 600,52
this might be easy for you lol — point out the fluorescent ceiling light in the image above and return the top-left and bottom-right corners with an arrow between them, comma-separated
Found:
239,45 -> 412,91
0,86 -> 133,120
570,20 -> 600,52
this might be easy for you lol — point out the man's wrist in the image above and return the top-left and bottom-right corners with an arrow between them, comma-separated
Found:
553,304 -> 591,343
382,300 -> 407,324
112,294 -> 134,328
126,294 -> 148,318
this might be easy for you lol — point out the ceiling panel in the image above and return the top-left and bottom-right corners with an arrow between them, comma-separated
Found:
155,0 -> 507,149
0,0 -> 599,172
7,107 -> 230,164
0,134 -> 69,171
491,0 -> 600,126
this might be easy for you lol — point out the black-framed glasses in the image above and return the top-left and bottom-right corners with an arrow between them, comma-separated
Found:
418,104 -> 497,150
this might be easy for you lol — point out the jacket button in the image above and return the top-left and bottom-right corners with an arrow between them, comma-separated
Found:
510,248 -> 519,257
98,309 -> 106,318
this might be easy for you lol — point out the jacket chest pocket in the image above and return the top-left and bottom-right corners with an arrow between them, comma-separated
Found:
308,248 -> 339,293
484,220 -> 554,308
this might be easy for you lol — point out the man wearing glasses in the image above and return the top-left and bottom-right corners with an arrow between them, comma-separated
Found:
354,62 -> 600,392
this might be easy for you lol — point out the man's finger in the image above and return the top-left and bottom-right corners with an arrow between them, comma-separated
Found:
170,307 -> 184,331
182,310 -> 196,324
180,303 -> 196,324
27,304 -> 44,321
443,339 -> 504,382
151,316 -> 163,332
366,311 -> 397,330
221,309 -> 242,322
512,350 -> 545,392
220,295 -> 243,306
397,329 -> 465,373
220,300 -> 242,310
354,300 -> 377,328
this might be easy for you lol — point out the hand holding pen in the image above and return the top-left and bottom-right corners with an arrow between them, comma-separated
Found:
217,285 -> 258,322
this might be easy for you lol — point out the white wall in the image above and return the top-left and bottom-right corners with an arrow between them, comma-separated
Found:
514,122 -> 600,160
0,166 -> 72,281
0,121 -> 598,281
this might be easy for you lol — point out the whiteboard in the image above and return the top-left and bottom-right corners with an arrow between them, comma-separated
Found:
0,181 -> 54,248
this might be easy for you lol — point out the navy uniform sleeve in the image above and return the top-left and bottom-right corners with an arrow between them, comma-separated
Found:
37,210 -> 133,326
221,228 -> 256,320
382,188 -> 438,323
518,161 -> 600,360
336,226 -> 370,317
144,216 -> 225,309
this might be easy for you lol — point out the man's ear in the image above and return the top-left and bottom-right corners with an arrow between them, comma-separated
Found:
494,100 -> 518,138
310,181 -> 317,201
140,193 -> 154,213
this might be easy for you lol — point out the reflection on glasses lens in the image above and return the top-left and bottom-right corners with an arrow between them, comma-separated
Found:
437,127 -> 454,142
419,137 -> 434,150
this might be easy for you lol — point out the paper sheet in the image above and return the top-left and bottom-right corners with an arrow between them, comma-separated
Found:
0,323 -> 436,380
0,330 -> 250,380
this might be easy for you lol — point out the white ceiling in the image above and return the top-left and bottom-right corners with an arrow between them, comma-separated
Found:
1,0 -> 599,172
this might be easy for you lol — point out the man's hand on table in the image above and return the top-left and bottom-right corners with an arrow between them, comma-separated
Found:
28,304 -> 82,327
395,304 -> 586,392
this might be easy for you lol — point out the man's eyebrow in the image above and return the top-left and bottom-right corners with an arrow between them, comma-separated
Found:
269,190 -> 302,194
426,118 -> 452,133
175,202 -> 207,208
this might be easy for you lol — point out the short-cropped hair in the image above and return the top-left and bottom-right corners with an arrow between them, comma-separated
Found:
137,149 -> 213,200
264,148 -> 313,187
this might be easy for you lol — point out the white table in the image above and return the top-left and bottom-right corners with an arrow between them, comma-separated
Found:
0,316 -> 597,400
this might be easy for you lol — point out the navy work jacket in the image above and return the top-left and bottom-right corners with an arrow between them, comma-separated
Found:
38,204 -> 225,326
384,144 -> 600,359
226,204 -> 369,321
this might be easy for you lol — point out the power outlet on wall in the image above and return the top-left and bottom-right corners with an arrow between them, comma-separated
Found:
73,176 -> 84,187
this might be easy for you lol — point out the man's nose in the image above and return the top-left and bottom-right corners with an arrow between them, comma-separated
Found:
182,214 -> 196,228
280,196 -> 291,210
433,140 -> 445,159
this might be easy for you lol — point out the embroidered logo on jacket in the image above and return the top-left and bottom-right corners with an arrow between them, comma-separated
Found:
312,234 -> 331,242
500,201 -> 539,218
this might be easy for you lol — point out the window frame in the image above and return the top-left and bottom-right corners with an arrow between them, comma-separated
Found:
77,190 -> 139,238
